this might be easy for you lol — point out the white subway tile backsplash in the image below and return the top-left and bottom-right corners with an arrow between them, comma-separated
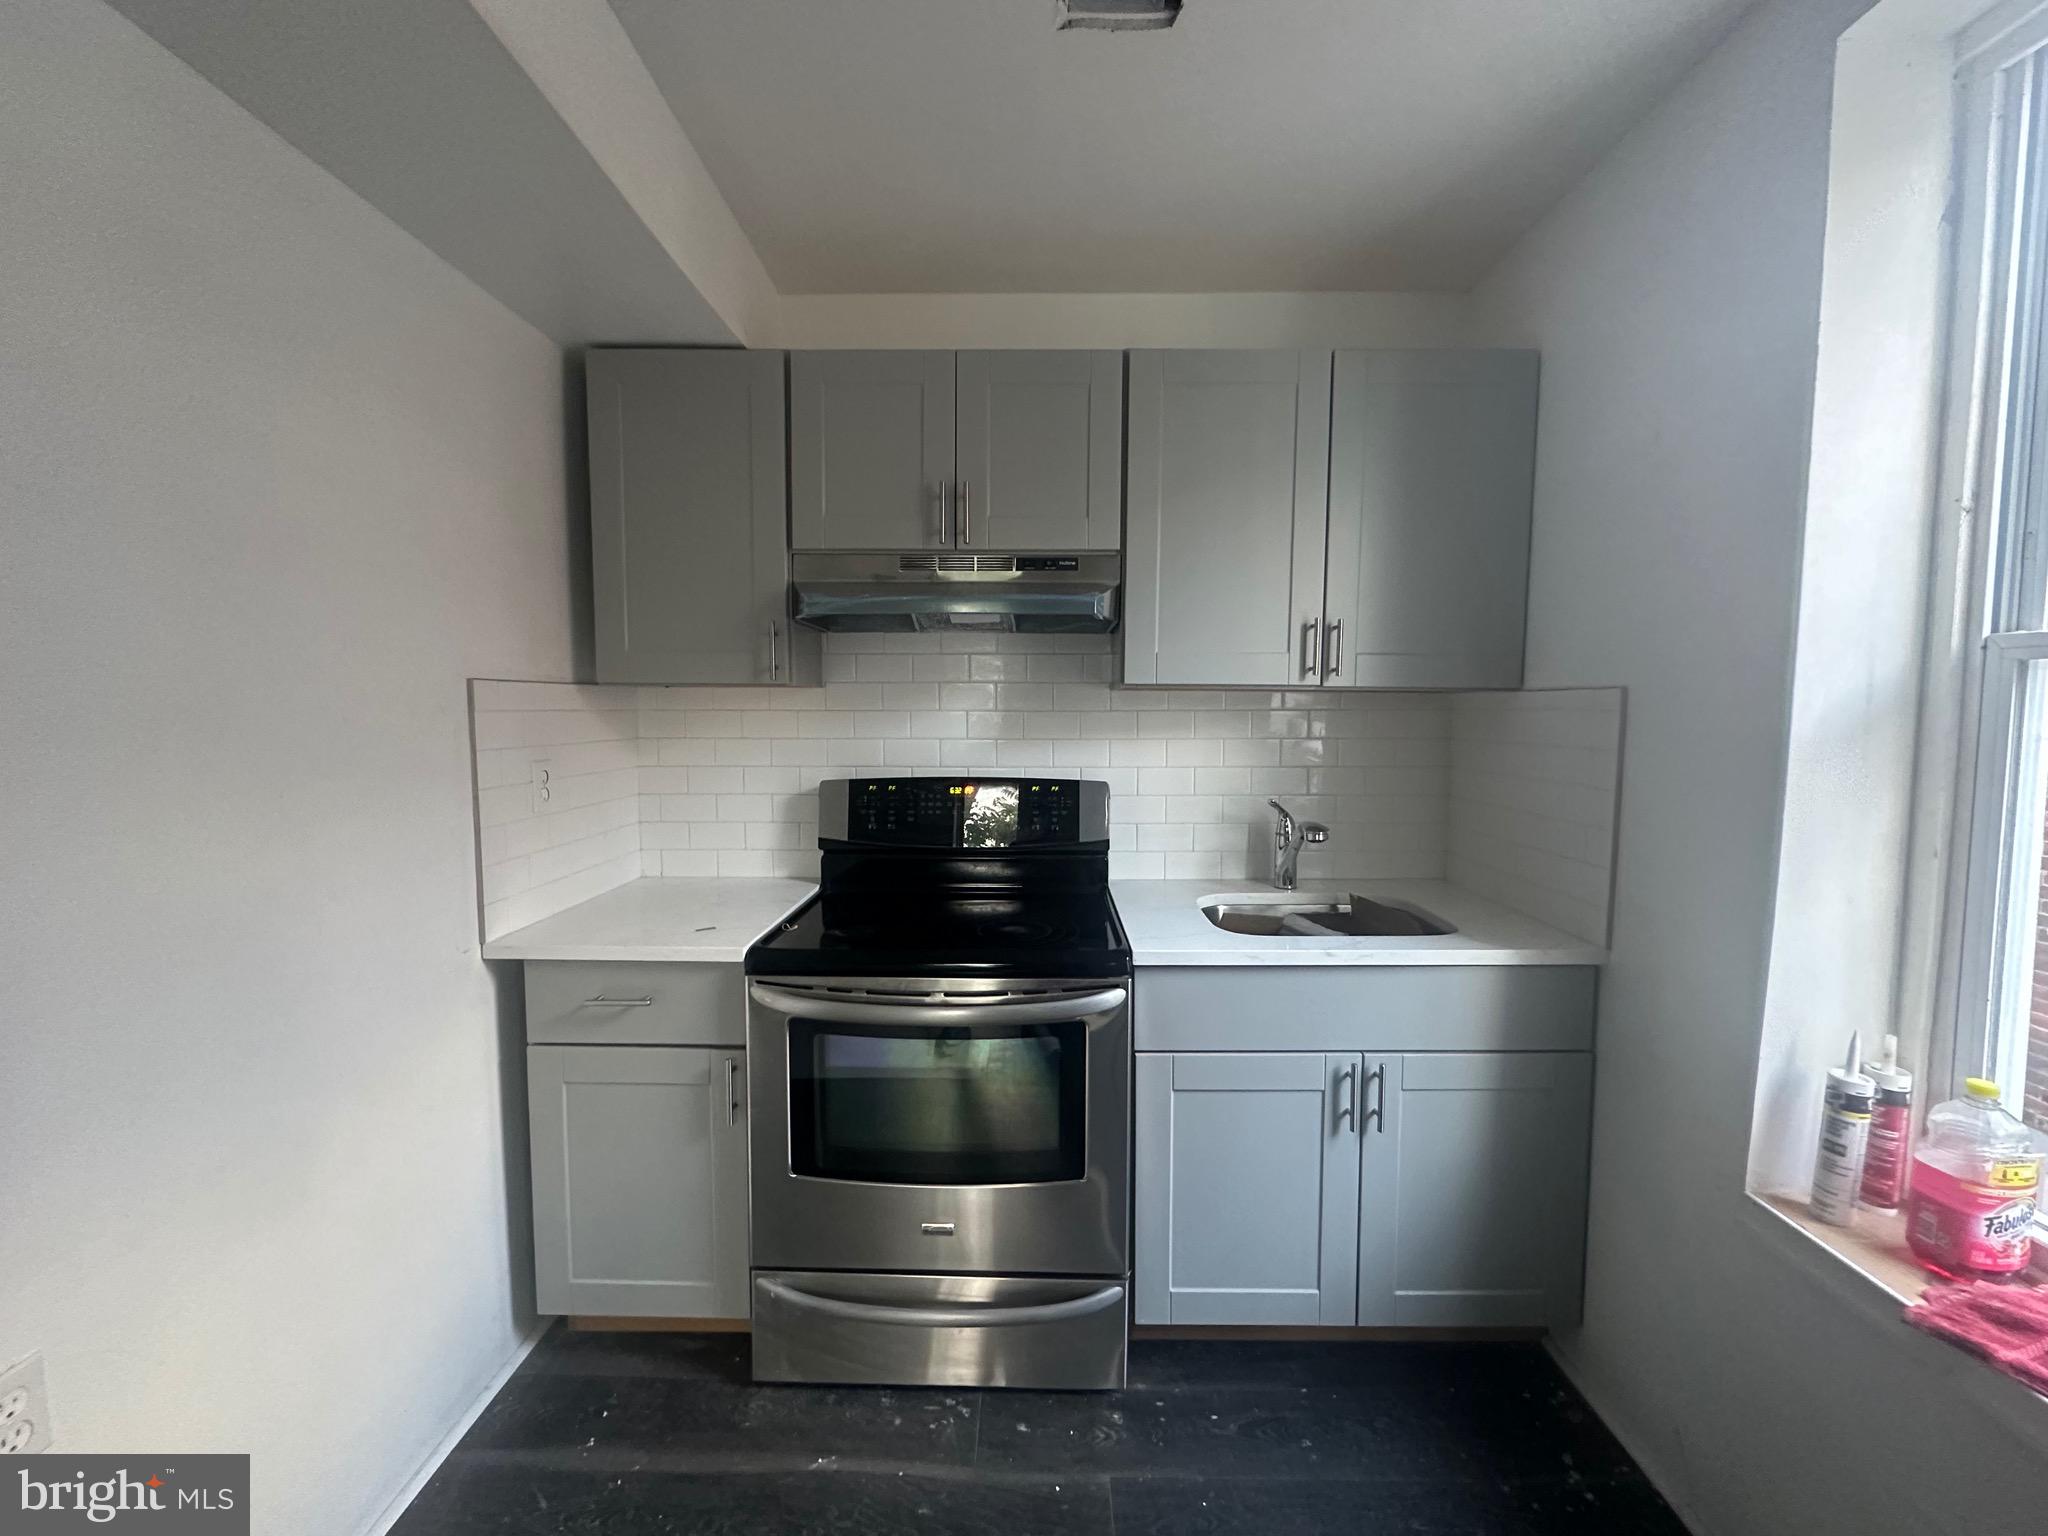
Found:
1137,823 -> 1194,851
854,654 -> 914,682
1136,766 -> 1194,796
470,644 -> 1625,946
1446,689 -> 1623,946
940,683 -> 997,711
912,653 -> 969,681
470,680 -> 645,939
995,683 -> 1056,711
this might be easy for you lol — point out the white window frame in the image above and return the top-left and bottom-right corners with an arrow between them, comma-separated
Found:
1952,632 -> 2048,1095
1921,8 -> 2048,1150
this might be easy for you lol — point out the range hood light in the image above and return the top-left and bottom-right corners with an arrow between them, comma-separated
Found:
1056,0 -> 1182,32
791,552 -> 1122,635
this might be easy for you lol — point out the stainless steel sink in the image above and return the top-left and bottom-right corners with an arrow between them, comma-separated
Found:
1200,895 -> 1454,939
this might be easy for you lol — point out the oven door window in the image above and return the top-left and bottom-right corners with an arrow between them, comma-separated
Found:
788,1019 -> 1086,1185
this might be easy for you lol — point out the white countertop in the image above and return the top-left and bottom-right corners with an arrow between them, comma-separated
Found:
481,877 -> 816,963
1108,879 -> 1605,966
481,875 -> 1602,968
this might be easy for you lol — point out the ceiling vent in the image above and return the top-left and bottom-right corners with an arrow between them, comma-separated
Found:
1056,1 -> 1181,32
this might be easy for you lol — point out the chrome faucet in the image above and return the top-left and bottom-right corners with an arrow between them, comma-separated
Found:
1268,798 -> 1329,891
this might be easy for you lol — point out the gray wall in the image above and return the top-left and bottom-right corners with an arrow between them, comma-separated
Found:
1473,0 -> 2048,1531
0,2 -> 581,1532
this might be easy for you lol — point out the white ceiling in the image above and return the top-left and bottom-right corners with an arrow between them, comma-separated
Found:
609,0 -> 1758,295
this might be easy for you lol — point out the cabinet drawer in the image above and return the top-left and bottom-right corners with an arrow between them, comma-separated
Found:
524,961 -> 745,1046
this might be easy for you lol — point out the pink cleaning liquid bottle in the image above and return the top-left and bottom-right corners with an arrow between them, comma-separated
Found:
1904,1079 -> 2043,1281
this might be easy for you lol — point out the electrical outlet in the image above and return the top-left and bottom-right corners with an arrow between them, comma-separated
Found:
0,1352 -> 53,1454
530,758 -> 554,817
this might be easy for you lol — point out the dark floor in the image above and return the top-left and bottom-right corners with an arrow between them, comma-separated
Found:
390,1326 -> 1688,1535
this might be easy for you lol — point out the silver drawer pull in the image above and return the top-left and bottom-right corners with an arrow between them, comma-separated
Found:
748,981 -> 1125,1028
583,994 -> 655,1007
758,1277 -> 1124,1329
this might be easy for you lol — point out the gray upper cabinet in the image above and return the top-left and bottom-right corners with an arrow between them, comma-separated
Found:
528,1044 -> 749,1318
955,351 -> 1122,551
1324,350 -> 1538,688
790,351 -> 956,550
1124,350 -> 1332,685
587,348 -> 817,686
793,349 -> 1120,552
1134,1051 -> 1362,1326
1356,1052 -> 1591,1328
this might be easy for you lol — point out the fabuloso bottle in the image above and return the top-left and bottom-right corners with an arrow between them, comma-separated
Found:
1906,1079 -> 2043,1280
1859,1034 -> 1914,1211
1810,1031 -> 1875,1227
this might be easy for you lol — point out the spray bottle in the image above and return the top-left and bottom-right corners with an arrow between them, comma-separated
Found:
1810,1030 -> 1875,1226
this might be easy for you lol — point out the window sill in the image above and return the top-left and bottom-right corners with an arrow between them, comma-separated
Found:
1746,1191 -> 2048,1436
1754,1192 -> 1932,1302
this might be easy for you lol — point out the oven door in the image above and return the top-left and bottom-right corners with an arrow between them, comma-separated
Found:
746,977 -> 1130,1276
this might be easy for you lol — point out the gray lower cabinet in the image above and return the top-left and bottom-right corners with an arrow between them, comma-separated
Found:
587,347 -> 818,686
1324,349 -> 1538,688
1357,1052 -> 1591,1327
527,1044 -> 749,1318
1124,349 -> 1332,685
1134,1052 -> 1361,1325
1135,1047 -> 1592,1329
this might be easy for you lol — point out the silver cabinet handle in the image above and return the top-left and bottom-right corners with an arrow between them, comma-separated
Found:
757,1276 -> 1124,1329
766,619 -> 780,682
1336,1062 -> 1357,1132
1364,1063 -> 1386,1133
1325,619 -> 1342,679
583,994 -> 654,1007
960,479 -> 972,545
748,981 -> 1125,1029
1300,619 -> 1320,679
934,481 -> 950,545
726,1057 -> 739,1124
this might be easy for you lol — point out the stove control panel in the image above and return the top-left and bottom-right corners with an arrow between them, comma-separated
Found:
818,777 -> 1108,848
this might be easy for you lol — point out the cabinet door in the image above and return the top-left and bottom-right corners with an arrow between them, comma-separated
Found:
587,349 -> 815,686
1124,350 -> 1332,684
1324,350 -> 1537,688
1357,1052 -> 1591,1328
1135,1052 -> 1361,1325
790,351 -> 955,550
528,1045 -> 749,1318
955,351 -> 1122,550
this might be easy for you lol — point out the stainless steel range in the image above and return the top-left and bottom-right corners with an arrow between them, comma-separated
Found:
744,776 -> 1131,1390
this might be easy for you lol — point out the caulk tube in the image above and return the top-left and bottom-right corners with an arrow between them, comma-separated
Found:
1811,1030 -> 1876,1226
1859,1033 -> 1914,1210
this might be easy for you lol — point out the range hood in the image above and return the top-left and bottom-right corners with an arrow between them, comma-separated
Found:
791,552 -> 1121,634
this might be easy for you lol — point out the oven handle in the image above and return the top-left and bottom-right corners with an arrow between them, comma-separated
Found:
747,982 -> 1127,1029
757,1276 -> 1125,1329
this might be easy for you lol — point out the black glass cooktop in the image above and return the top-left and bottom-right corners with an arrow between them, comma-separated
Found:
747,775 -> 1128,980
747,891 -> 1130,980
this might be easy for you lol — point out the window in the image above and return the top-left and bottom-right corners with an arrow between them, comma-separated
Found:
1936,20 -> 2048,1144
